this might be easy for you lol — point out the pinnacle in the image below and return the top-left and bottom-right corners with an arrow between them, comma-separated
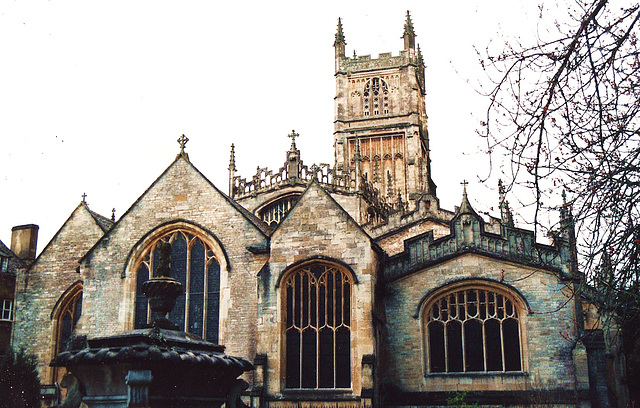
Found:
334,17 -> 346,46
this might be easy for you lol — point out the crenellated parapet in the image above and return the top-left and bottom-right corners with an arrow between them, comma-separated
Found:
381,192 -> 573,283
336,50 -> 419,74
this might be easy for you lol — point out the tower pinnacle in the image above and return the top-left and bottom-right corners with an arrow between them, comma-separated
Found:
334,18 -> 346,59
402,10 -> 416,50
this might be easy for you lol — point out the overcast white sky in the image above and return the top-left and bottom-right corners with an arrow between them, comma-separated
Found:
0,1 -> 548,253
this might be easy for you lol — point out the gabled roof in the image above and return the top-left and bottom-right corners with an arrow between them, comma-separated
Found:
30,202 -> 111,268
0,239 -> 17,259
80,154 -> 272,264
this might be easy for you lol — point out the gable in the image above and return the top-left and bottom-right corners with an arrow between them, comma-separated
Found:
270,181 -> 378,270
82,155 -> 269,267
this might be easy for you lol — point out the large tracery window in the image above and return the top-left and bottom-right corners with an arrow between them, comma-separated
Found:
283,263 -> 352,389
425,286 -> 523,373
134,230 -> 221,343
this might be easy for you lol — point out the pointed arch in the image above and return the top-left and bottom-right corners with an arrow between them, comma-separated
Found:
123,221 -> 228,343
51,281 -> 83,384
419,279 -> 529,374
281,259 -> 354,389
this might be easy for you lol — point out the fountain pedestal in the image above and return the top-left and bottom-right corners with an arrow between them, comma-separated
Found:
51,275 -> 253,408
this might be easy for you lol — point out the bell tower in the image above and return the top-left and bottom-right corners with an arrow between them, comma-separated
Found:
333,11 -> 436,207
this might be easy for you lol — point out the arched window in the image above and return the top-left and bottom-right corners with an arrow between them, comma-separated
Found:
55,286 -> 82,355
258,195 -> 300,227
283,263 -> 352,389
424,285 -> 523,373
51,283 -> 82,384
134,229 -> 221,343
363,77 -> 389,116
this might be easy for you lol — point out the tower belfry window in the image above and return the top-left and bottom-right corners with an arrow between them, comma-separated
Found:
363,77 -> 388,116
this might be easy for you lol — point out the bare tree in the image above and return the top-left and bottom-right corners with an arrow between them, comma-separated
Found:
479,0 -> 640,305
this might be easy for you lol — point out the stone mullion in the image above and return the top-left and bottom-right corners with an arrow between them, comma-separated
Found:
184,237 -> 192,333
202,242 -> 209,339
461,291 -> 467,372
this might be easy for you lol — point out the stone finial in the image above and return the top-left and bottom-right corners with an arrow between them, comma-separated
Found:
288,129 -> 299,151
334,18 -> 346,45
81,193 -> 87,204
498,179 -> 514,227
177,134 -> 189,154
111,208 -> 116,222
334,18 -> 346,60
458,180 -> 475,215
229,144 -> 236,171
402,10 -> 416,50
417,44 -> 424,65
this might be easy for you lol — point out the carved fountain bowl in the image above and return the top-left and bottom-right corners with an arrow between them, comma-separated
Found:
141,277 -> 183,316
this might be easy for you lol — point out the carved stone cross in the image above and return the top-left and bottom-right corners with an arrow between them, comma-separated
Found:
177,134 -> 189,154
288,130 -> 299,145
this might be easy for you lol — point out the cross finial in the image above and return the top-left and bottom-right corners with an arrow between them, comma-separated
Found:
288,129 -> 299,149
177,134 -> 189,154
461,179 -> 469,191
82,193 -> 87,203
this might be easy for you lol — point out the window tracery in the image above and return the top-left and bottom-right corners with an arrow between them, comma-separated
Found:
258,195 -> 299,227
134,229 -> 220,342
424,286 -> 523,373
363,77 -> 389,116
283,263 -> 352,389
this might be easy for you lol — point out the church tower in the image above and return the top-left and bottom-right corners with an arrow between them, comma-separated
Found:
333,12 -> 436,207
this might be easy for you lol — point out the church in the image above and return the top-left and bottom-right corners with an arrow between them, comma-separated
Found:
8,12 -> 627,408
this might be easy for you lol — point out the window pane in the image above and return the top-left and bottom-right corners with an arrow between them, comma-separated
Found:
429,322 -> 445,372
503,318 -> 522,371
464,319 -> 484,371
301,329 -> 318,388
206,260 -> 221,343
335,326 -> 350,388
485,319 -> 503,371
318,328 -> 334,387
446,321 -> 463,372
135,264 -> 149,328
286,330 -> 301,388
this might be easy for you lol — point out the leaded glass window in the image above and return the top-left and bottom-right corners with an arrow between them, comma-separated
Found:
134,230 -> 221,342
284,263 -> 352,389
426,287 -> 522,373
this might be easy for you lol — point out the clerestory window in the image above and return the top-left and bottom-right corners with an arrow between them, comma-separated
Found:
424,286 -> 523,373
134,230 -> 221,342
283,263 -> 352,389
259,195 -> 300,227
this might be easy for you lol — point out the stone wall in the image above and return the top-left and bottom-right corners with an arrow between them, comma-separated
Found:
79,156 -> 269,372
381,253 -> 581,394
11,203 -> 107,383
259,182 -> 379,398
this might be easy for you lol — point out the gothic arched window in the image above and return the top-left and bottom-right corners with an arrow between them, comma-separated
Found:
363,77 -> 389,116
134,230 -> 221,342
424,285 -> 523,373
54,285 -> 82,355
51,283 -> 82,384
283,262 -> 352,389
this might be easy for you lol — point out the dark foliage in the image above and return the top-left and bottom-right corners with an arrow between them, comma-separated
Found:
0,348 -> 41,408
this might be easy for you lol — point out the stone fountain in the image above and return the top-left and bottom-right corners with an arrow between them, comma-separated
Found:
51,243 -> 253,408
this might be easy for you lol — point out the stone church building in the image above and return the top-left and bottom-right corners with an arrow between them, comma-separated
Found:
10,12 -> 627,408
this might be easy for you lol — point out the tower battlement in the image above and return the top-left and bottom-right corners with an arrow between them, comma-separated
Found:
337,50 -> 419,74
